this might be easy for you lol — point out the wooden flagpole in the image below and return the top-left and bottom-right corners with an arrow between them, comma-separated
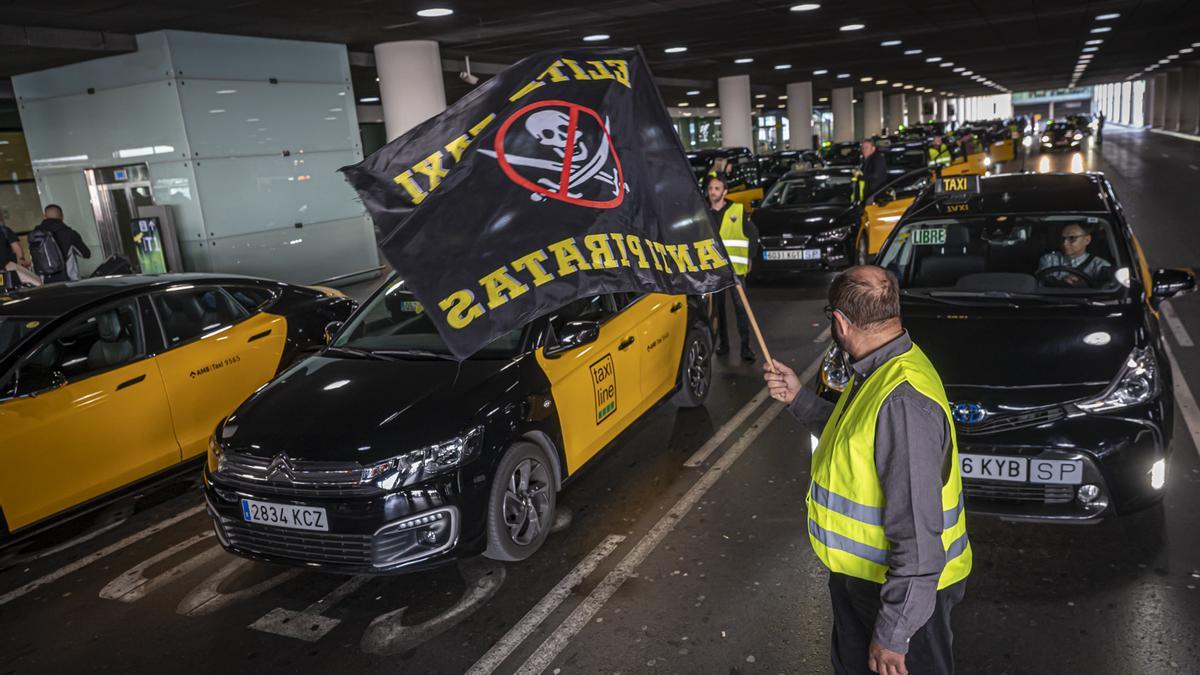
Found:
734,278 -> 776,374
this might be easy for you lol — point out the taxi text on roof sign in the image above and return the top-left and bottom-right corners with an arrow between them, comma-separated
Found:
340,47 -> 734,359
935,173 -> 981,203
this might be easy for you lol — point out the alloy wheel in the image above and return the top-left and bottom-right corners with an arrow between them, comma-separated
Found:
502,458 -> 552,546
686,338 -> 711,399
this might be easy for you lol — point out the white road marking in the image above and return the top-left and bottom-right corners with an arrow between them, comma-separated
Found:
684,331 -> 831,468
1162,301 -> 1194,347
0,504 -> 205,608
514,348 -> 825,674
99,533 -> 221,603
250,574 -> 373,642
177,557 -> 303,617
683,387 -> 770,467
465,535 -> 625,675
1163,340 -> 1200,461
362,558 -> 506,656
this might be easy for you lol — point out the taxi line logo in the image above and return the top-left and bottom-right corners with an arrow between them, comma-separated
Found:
590,354 -> 617,424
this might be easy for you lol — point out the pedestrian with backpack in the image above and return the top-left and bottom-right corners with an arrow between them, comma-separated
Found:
30,204 -> 90,284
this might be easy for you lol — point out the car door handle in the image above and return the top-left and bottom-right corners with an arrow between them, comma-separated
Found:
248,329 -> 272,343
618,336 -> 636,351
670,302 -> 684,313
116,374 -> 145,391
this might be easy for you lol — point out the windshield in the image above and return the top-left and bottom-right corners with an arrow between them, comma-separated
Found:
876,215 -> 1134,299
761,174 -> 853,207
0,316 -> 47,360
822,144 -> 861,165
331,278 -> 523,359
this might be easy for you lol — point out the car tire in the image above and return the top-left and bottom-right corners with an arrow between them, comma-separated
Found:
484,442 -> 557,562
673,326 -> 713,408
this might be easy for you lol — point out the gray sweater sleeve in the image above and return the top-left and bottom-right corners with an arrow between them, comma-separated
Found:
787,387 -> 836,435
871,383 -> 952,655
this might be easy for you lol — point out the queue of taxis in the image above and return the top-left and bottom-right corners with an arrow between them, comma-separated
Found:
203,279 -> 715,573
0,275 -> 355,543
823,172 -> 1195,521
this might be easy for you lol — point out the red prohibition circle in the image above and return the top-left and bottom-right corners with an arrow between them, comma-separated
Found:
492,99 -> 625,209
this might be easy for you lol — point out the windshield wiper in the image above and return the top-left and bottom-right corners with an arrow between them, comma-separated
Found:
372,349 -> 459,361
926,290 -> 1105,305
324,345 -> 402,361
900,289 -> 1017,308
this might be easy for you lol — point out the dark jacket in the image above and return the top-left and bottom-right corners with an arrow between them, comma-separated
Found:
33,218 -> 91,282
860,151 -> 889,198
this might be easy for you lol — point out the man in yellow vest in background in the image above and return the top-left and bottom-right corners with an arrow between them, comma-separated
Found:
927,135 -> 952,168
764,266 -> 970,675
706,174 -> 755,362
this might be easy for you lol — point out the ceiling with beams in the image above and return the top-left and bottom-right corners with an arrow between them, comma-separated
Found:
1,0 -> 1198,109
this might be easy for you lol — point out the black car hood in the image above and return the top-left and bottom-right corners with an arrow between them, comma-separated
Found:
751,204 -> 855,235
904,301 -> 1142,406
222,354 -> 520,463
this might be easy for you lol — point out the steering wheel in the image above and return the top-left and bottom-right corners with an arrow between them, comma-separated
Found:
1036,266 -> 1095,288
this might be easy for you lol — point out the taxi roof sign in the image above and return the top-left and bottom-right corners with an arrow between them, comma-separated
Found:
934,173 -> 980,203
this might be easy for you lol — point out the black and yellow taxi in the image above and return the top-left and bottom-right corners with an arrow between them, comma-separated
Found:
0,274 -> 355,542
823,172 -> 1195,521
750,167 -> 859,274
204,278 -> 715,573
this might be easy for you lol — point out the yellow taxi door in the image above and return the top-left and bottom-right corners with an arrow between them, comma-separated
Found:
535,295 -> 646,474
0,299 -> 180,531
861,197 -> 916,255
150,286 -> 287,460
627,293 -> 688,405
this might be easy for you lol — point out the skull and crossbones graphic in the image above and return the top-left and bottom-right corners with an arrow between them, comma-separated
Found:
483,104 -> 628,205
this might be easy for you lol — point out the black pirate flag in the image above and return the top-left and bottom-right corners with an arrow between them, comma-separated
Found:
340,47 -> 734,359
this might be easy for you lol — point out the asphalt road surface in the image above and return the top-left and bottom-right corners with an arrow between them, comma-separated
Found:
3,126 -> 1200,674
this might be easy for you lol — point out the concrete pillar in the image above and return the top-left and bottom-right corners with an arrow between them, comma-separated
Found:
940,98 -> 950,123
718,74 -> 753,151
832,86 -> 855,141
1150,73 -> 1168,128
906,94 -> 923,125
863,90 -> 884,138
375,40 -> 447,141
786,81 -> 814,149
886,94 -> 905,133
1165,69 -> 1184,131
1182,65 -> 1200,135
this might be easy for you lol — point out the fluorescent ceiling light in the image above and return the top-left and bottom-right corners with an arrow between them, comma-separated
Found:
840,23 -> 865,31
876,79 -> 889,84
1182,48 -> 1196,54
813,69 -> 828,75
1082,46 -> 1098,52
664,46 -> 688,53
953,67 -> 965,72
818,96 -> 829,102
881,40 -> 902,46
1090,27 -> 1112,34
837,73 -> 851,79
1095,13 -> 1120,20
583,34 -> 609,42
734,57 -> 754,64
1085,39 -> 1104,45
903,84 -> 914,89
1167,54 -> 1180,60
940,62 -> 954,67
755,93 -> 766,98
790,3 -> 821,10
705,103 -> 716,107
892,82 -> 903,87
925,56 -> 942,62
778,95 -> 788,100
962,70 -> 974,75
416,8 -> 453,17
687,89 -> 700,95
904,49 -> 923,55
359,96 -> 380,103
678,102 -> 689,107
860,76 -> 873,82
775,64 -> 792,70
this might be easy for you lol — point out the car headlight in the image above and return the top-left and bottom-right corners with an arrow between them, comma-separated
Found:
1077,347 -> 1160,413
820,346 -> 851,392
814,225 -> 852,243
1041,135 -> 1051,143
983,156 -> 992,167
1073,133 -> 1083,140
362,426 -> 485,490
209,436 -> 226,474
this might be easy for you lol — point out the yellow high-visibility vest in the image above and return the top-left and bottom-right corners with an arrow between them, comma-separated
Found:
928,144 -> 952,167
807,342 -> 972,589
717,202 -> 749,276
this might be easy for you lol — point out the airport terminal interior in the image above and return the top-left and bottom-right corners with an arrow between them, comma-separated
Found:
2,1 -> 1200,673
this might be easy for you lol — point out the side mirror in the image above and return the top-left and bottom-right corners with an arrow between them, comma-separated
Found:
543,320 -> 600,358
16,367 -> 65,398
1152,268 -> 1196,300
324,321 -> 343,344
